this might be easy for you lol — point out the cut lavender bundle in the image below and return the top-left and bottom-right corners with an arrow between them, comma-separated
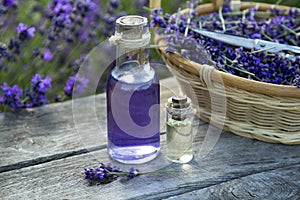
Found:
151,2 -> 300,87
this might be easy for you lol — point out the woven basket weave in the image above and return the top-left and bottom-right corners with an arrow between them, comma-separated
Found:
150,0 -> 300,144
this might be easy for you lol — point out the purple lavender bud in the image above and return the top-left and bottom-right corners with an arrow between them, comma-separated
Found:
12,85 -> 22,97
0,82 -> 23,110
0,83 -> 8,91
54,3 -> 62,14
32,74 -> 42,86
38,77 -> 52,93
99,163 -> 105,169
75,76 -> 89,95
17,23 -> 27,34
0,95 -> 4,103
127,167 -> 139,180
64,75 -> 76,97
109,0 -> 120,9
62,4 -> 72,13
27,27 -> 36,38
27,74 -> 52,107
16,23 -> 35,40
97,172 -> 104,180
77,28 -> 89,42
43,48 -> 53,62
251,33 -> 262,39
112,166 -> 121,172
64,73 -> 89,97
3,0 -> 17,7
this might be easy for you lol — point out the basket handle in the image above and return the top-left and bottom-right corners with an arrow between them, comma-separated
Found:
149,0 -> 224,10
149,0 -> 241,11
149,0 -> 161,10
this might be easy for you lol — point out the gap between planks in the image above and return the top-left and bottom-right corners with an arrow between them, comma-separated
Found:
1,135 -> 299,200
0,119 -> 205,173
0,144 -> 105,173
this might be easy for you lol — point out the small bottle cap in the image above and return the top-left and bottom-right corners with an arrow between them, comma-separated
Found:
167,95 -> 192,121
168,95 -> 191,109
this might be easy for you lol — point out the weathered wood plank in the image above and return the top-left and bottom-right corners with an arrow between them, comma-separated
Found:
1,75 -> 300,199
0,130 -> 300,200
164,164 -> 300,200
0,77 -> 180,170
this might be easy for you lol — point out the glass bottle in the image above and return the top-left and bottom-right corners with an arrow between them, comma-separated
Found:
106,15 -> 160,164
166,95 -> 194,163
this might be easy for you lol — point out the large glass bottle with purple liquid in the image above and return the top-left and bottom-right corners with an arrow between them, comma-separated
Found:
106,15 -> 160,164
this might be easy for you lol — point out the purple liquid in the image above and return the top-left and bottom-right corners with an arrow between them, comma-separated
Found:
106,63 -> 160,163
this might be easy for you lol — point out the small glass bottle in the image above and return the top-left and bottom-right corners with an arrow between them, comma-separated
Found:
106,15 -> 160,164
166,95 -> 194,163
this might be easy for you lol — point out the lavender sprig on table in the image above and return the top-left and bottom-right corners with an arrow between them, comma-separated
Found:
151,3 -> 300,87
83,163 -> 179,185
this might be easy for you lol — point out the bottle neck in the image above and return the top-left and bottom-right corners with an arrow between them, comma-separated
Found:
110,15 -> 150,70
116,42 -> 150,70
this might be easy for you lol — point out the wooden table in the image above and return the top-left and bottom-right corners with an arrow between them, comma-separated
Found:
1,77 -> 299,200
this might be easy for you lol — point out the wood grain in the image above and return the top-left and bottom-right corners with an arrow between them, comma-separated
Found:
165,164 -> 300,200
0,77 -> 180,171
1,77 -> 300,199
0,129 -> 300,199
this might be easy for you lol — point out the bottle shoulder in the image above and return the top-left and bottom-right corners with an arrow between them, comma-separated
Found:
110,61 -> 158,84
167,118 -> 192,127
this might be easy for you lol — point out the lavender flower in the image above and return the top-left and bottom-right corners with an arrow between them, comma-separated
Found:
42,49 -> 53,62
16,23 -> 27,33
84,163 -> 121,185
17,23 -> 35,39
3,0 -> 17,7
127,167 -> 139,180
83,162 -> 179,185
64,73 -> 89,97
0,83 -> 23,111
0,0 -> 162,112
25,74 -> 52,108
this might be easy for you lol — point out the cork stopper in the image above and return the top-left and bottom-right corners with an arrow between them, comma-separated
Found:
167,95 -> 192,121
168,95 -> 191,109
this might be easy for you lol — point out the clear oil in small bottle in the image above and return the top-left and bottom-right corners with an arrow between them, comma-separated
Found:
166,96 -> 194,163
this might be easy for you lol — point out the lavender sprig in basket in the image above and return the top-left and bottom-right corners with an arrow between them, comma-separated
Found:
151,0 -> 300,144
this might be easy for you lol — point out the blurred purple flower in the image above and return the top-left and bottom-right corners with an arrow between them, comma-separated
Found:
0,82 -> 23,111
64,73 -> 89,97
251,33 -> 262,39
27,27 -> 36,38
24,74 -> 52,108
109,0 -> 120,9
0,0 -> 161,112
3,0 -> 17,7
86,0 -> 99,10
43,49 -> 53,62
32,74 -> 42,85
17,23 -> 36,39
0,95 -> 4,104
38,76 -> 52,93
17,23 -> 27,33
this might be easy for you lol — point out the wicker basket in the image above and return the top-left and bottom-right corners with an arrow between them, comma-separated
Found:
150,0 -> 300,144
